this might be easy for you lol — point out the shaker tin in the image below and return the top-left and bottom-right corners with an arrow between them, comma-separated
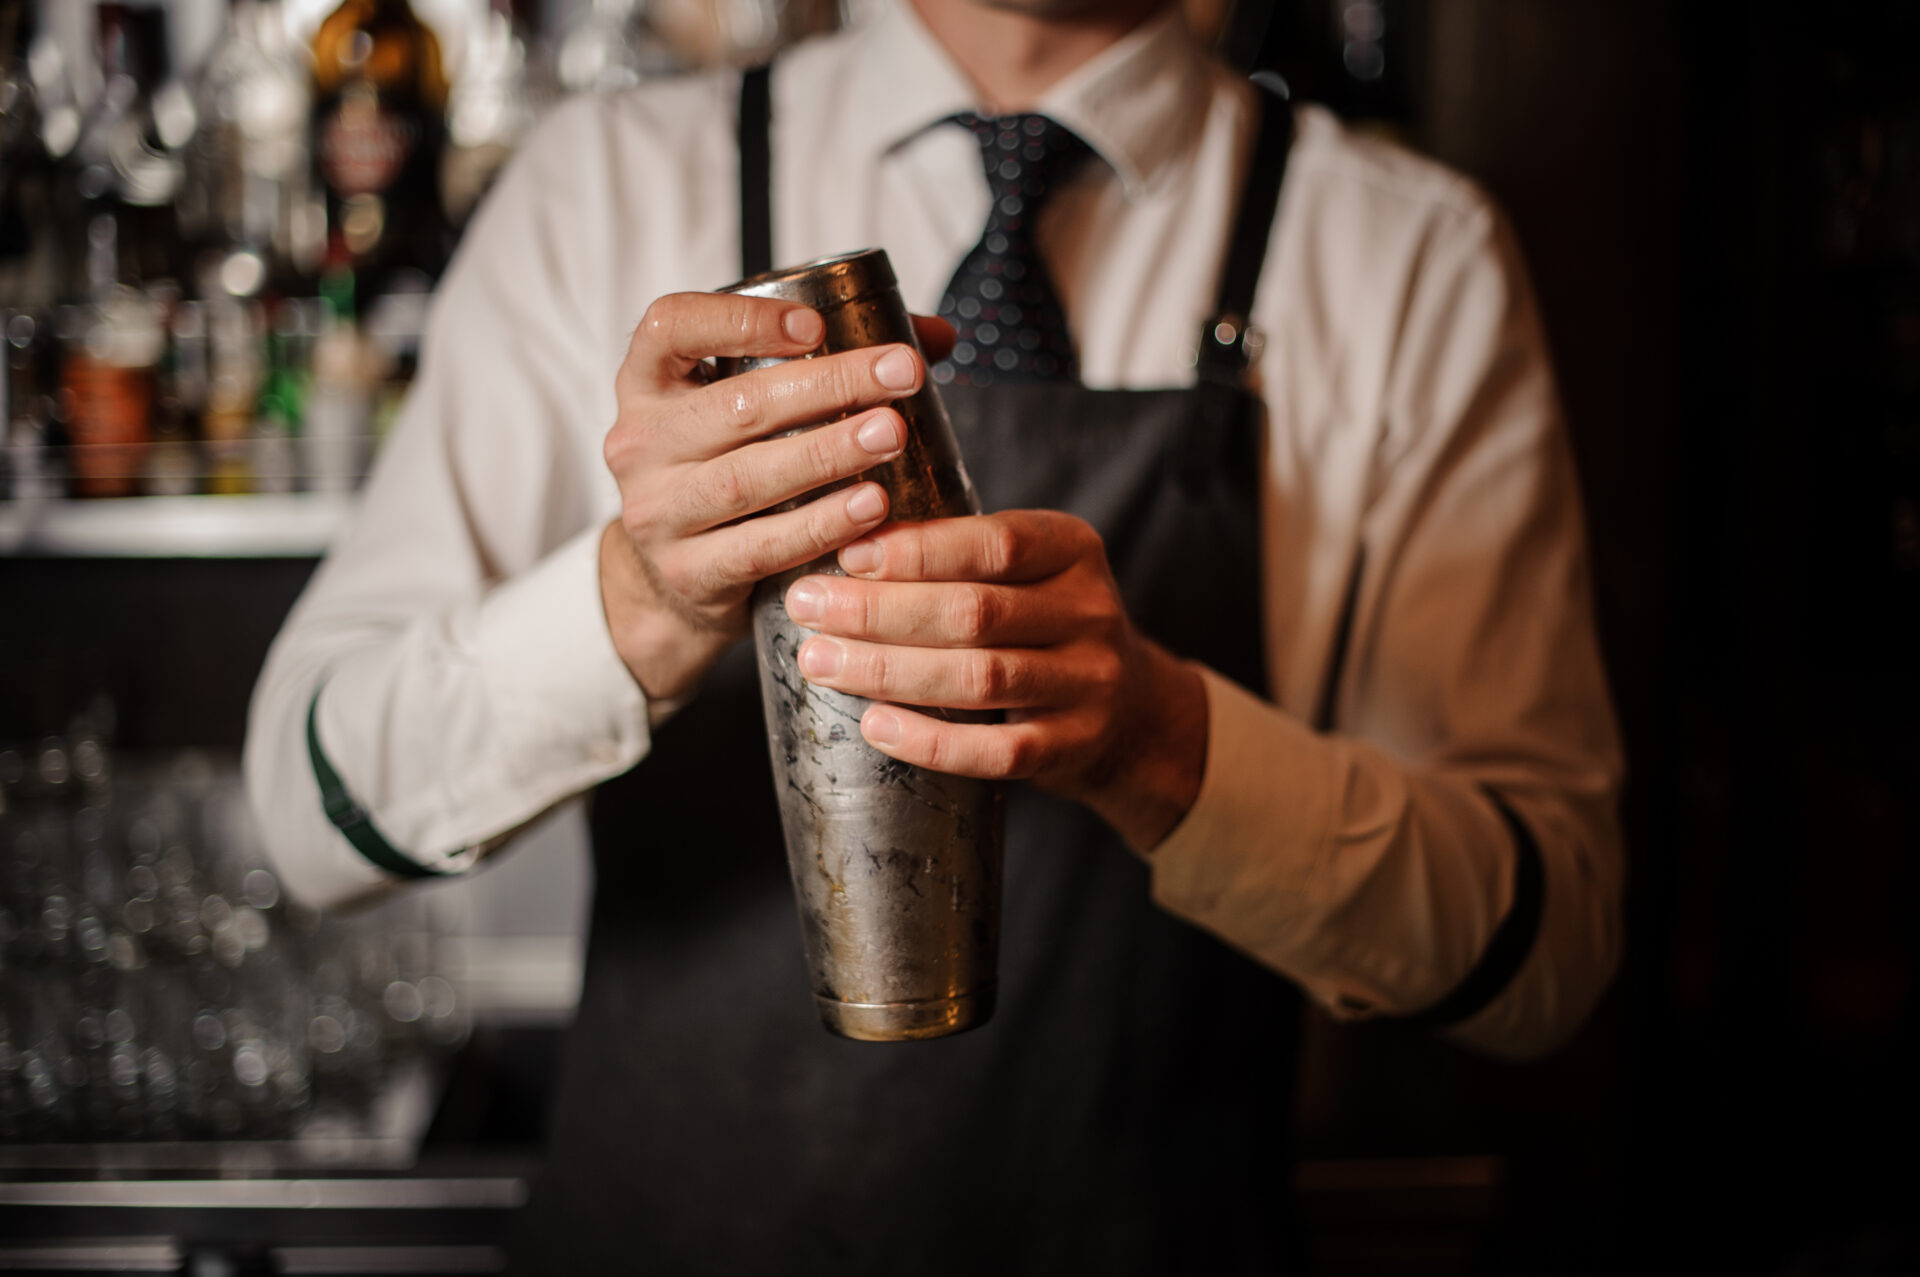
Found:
716,248 -> 1005,1041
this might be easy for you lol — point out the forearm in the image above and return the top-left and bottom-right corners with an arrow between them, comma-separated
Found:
1146,669 -> 1623,1060
246,526 -> 651,911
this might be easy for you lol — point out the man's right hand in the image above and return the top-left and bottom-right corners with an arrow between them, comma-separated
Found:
598,292 -> 926,704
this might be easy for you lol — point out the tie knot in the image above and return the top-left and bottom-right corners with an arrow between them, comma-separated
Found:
951,112 -> 1091,204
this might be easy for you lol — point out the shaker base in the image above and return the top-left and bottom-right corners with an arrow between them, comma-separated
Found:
815,987 -> 996,1042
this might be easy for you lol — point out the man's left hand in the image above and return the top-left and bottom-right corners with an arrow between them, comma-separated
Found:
783,509 -> 1209,852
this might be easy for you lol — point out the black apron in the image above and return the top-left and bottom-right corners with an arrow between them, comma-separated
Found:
511,75 -> 1303,1275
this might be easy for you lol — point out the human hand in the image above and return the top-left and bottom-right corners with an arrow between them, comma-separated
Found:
782,510 -> 1210,851
598,294 -> 950,703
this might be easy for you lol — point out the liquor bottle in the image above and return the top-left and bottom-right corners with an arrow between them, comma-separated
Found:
0,310 -> 13,499
0,0 -> 43,280
556,0 -> 678,95
181,0 -> 319,295
309,0 -> 451,298
146,300 -> 205,496
258,296 -> 318,437
362,283 -> 425,445
443,0 -> 548,226
60,219 -> 166,499
201,296 -> 262,494
71,3 -> 187,290
303,267 -> 375,493
251,300 -> 309,494
3,310 -> 57,503
56,4 -> 191,498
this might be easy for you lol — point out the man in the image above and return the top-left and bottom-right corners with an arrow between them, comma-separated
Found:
247,0 -> 1624,1269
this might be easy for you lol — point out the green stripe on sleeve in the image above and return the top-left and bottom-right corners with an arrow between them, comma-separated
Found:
306,687 -> 448,879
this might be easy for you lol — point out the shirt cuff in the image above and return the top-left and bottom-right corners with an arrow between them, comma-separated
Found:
1146,666 -> 1345,935
470,522 -> 652,792
308,687 -> 477,877
318,522 -> 654,873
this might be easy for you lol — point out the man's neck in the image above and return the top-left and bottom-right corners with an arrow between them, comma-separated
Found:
908,0 -> 1170,113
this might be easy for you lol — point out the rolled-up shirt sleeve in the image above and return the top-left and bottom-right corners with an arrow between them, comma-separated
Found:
244,99 -> 651,911
1149,190 -> 1625,1061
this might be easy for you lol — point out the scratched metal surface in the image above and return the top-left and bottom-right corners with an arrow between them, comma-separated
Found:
719,250 -> 1004,1041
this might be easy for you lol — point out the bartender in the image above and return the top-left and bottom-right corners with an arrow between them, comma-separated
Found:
246,0 -> 1625,1269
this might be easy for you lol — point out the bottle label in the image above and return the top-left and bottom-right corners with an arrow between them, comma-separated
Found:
63,356 -> 153,499
318,90 -> 416,198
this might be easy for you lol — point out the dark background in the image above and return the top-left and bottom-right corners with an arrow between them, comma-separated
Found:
1244,0 -> 1919,1272
3,1 -> 1916,1272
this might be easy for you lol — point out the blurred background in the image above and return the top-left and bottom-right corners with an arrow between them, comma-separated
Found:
1,0 -> 1916,1273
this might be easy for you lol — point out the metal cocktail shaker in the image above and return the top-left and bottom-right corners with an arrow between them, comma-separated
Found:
715,249 -> 1005,1042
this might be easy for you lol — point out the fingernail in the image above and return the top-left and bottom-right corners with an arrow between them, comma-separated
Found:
846,485 -> 885,522
864,707 -> 901,746
840,539 -> 883,575
800,638 -> 844,678
786,579 -> 825,622
874,347 -> 918,391
856,412 -> 903,455
783,308 -> 822,344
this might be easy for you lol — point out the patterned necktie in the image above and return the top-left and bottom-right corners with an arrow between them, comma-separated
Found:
934,113 -> 1092,386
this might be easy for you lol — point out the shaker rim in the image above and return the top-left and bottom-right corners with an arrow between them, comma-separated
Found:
718,248 -> 899,312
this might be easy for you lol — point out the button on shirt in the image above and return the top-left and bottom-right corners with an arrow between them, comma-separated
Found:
245,1 -> 1625,1059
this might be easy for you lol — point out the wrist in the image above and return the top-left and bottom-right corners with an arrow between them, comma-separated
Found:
1085,642 -> 1210,853
597,520 -> 731,703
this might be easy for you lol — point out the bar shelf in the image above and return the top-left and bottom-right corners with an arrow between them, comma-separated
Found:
0,493 -> 357,559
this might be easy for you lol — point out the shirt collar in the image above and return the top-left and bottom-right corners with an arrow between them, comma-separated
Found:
845,1 -> 1212,199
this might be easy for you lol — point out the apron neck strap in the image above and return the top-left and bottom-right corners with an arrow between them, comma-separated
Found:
1196,80 -> 1294,388
738,63 -> 774,278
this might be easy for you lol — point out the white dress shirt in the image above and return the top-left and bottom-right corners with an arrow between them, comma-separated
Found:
245,1 -> 1624,1060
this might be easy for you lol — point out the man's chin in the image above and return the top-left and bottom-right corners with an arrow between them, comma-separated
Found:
963,0 -> 1164,21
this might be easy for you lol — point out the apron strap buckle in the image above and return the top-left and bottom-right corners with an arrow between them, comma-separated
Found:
1195,312 -> 1264,388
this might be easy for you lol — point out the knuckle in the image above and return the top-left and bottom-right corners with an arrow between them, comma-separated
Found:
721,379 -> 764,432
830,355 -> 867,408
1074,580 -> 1123,629
618,503 -> 647,545
857,586 -> 885,636
862,645 -> 894,693
602,421 -> 634,473
1086,646 -> 1125,697
805,429 -> 840,480
804,498 -> 847,554
638,295 -> 684,348
653,544 -> 697,595
704,527 -> 762,587
923,728 -> 957,774
983,521 -> 1022,578
721,537 -> 767,588
699,459 -> 752,520
724,296 -> 759,343
948,583 -> 995,643
960,650 -> 1006,704
1001,730 -> 1045,778
889,532 -> 925,580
